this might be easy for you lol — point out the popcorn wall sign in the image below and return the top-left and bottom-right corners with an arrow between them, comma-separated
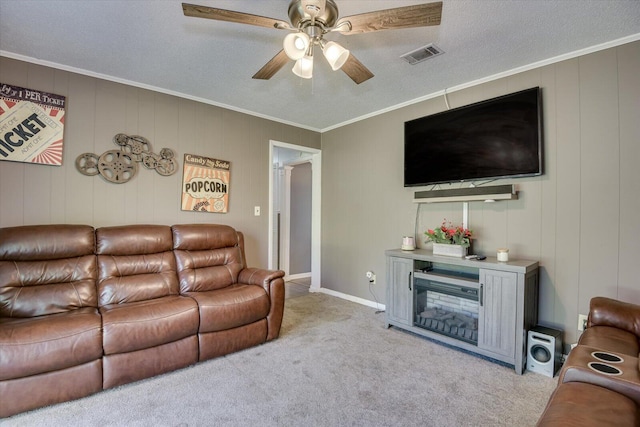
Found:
181,154 -> 230,213
0,83 -> 66,165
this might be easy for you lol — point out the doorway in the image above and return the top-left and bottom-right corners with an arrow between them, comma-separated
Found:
268,141 -> 321,292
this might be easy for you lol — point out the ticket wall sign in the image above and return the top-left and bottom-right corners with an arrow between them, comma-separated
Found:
181,154 -> 230,213
0,83 -> 66,166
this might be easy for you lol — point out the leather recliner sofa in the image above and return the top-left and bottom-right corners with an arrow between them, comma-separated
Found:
0,223 -> 285,418
536,297 -> 640,426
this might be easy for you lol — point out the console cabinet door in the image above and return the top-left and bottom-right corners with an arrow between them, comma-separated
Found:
386,256 -> 413,326
478,269 -> 518,358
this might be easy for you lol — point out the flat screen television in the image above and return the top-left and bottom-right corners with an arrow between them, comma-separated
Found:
404,87 -> 543,187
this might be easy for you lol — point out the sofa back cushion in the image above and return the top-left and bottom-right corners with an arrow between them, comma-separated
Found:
172,224 -> 245,293
0,224 -> 97,318
96,225 -> 179,306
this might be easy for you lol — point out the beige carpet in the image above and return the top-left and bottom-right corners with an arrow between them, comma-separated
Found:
4,293 -> 556,426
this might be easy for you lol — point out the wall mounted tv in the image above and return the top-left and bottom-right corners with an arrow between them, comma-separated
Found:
404,87 -> 543,187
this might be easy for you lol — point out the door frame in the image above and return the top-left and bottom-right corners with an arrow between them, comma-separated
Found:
268,140 -> 321,291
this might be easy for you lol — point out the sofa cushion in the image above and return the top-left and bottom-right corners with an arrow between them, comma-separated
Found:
174,248 -> 244,292
172,224 -> 240,252
0,307 -> 102,380
100,295 -> 199,355
96,225 -> 180,305
0,224 -> 95,261
96,225 -> 200,355
198,320 -> 267,361
188,283 -> 270,333
172,224 -> 244,292
0,224 -> 97,318
588,296 -> 640,338
579,325 -> 639,356
96,224 -> 173,256
0,360 -> 103,418
536,382 -> 639,427
102,335 -> 198,389
558,344 -> 640,406
97,251 -> 179,304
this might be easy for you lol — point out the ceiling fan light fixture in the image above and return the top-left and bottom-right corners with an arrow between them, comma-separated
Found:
283,32 -> 311,60
292,55 -> 314,79
183,0 -> 443,84
322,41 -> 349,70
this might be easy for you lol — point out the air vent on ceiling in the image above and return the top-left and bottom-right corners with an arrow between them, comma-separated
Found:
400,43 -> 444,65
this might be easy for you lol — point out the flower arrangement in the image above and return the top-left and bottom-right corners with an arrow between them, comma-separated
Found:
425,220 -> 473,248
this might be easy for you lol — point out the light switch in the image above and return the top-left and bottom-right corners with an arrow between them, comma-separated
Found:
254,206 -> 261,216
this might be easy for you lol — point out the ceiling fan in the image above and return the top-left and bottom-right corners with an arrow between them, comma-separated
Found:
182,0 -> 443,84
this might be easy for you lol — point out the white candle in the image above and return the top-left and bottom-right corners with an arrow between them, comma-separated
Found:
497,248 -> 509,262
402,236 -> 415,249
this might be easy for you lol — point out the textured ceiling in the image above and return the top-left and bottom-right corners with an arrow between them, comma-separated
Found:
1,0 -> 639,131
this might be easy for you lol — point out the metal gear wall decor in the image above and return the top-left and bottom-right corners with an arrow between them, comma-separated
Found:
76,133 -> 178,184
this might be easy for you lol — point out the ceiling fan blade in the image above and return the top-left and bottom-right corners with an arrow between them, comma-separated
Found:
182,3 -> 291,30
341,54 -> 374,84
336,1 -> 442,35
252,50 -> 290,80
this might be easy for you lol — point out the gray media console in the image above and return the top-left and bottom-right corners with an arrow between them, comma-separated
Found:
385,248 -> 539,374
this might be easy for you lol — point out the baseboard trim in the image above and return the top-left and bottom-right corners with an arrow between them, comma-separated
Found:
284,272 -> 311,281
312,287 -> 386,311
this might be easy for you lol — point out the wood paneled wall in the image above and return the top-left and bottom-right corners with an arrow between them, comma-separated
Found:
321,41 -> 640,347
0,57 -> 321,267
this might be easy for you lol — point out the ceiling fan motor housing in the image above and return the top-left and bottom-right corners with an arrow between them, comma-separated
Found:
288,0 -> 338,29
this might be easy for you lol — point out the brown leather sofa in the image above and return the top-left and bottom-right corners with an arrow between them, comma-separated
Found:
537,297 -> 640,426
0,223 -> 285,418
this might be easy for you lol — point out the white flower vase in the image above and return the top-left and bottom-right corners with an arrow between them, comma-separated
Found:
432,243 -> 468,258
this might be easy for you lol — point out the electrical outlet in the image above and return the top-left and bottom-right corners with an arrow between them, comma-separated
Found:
365,271 -> 376,284
578,314 -> 588,331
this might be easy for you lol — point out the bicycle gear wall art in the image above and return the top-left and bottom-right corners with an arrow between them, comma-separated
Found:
75,133 -> 178,184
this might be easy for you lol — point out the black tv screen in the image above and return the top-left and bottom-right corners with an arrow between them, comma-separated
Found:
404,87 -> 542,187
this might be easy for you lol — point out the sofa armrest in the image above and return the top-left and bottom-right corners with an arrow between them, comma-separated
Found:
239,268 -> 285,341
588,297 -> 640,338
238,268 -> 285,293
